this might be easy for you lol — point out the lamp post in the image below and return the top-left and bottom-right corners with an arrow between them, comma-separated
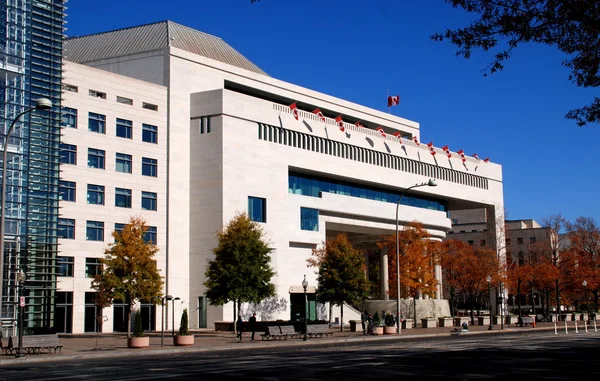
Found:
160,294 -> 172,347
0,98 -> 52,324
302,275 -> 308,341
486,275 -> 493,330
172,296 -> 180,337
395,179 -> 437,334
15,268 -> 26,358
583,280 -> 589,317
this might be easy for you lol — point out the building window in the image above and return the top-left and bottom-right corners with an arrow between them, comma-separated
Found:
59,180 -> 76,202
116,118 -> 133,139
87,184 -> 105,205
61,107 -> 77,128
85,257 -> 102,277
57,256 -> 74,277
141,191 -> 157,211
480,240 -> 486,247
88,112 -> 106,134
142,157 -> 157,177
142,124 -> 158,144
62,83 -> 78,92
505,238 -> 511,246
115,153 -> 132,173
114,223 -> 125,240
199,117 -> 211,134
58,218 -> 75,239
300,207 -> 319,231
467,240 -> 474,246
518,251 -> 525,266
517,237 -> 524,245
143,226 -> 157,244
60,143 -> 77,165
116,96 -> 133,105
142,102 -> 158,111
86,221 -> 104,241
89,89 -> 106,99
248,196 -> 266,223
529,237 -> 536,244
115,188 -> 132,208
88,148 -> 105,169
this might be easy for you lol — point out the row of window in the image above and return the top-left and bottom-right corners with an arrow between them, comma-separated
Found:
63,84 -> 159,111
61,108 -> 159,144
258,123 -> 489,190
59,181 -> 157,210
60,144 -> 158,177
247,196 -> 320,232
58,219 -> 157,243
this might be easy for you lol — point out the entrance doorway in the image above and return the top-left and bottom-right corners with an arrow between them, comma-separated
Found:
54,292 -> 73,333
290,293 -> 317,321
197,296 -> 207,328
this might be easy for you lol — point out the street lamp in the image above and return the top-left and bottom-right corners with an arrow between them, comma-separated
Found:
486,275 -> 493,330
160,294 -> 172,347
0,98 -> 52,323
302,275 -> 308,341
172,296 -> 180,337
395,179 -> 437,334
15,268 -> 26,358
583,280 -> 589,317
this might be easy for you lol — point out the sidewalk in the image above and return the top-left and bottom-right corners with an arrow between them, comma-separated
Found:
0,321 -> 589,365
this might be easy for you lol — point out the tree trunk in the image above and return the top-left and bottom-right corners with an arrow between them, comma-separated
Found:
450,289 -> 455,317
328,303 -> 332,328
594,290 -> 599,313
555,279 -> 561,321
127,306 -> 132,338
413,297 -> 417,327
530,281 -> 535,315
340,304 -> 344,332
233,300 -> 237,336
517,280 -> 522,319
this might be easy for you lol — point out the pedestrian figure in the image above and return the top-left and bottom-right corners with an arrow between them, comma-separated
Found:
461,322 -> 469,331
367,314 -> 374,335
249,313 -> 257,341
236,315 -> 244,341
361,310 -> 368,335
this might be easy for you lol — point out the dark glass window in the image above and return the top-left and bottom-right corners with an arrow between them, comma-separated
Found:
87,184 -> 105,205
115,188 -> 132,208
115,153 -> 132,173
57,256 -> 74,277
141,191 -> 157,211
248,196 -> 266,223
61,107 -> 77,128
88,112 -> 106,134
86,221 -> 104,241
59,180 -> 76,202
142,124 -> 158,144
517,237 -> 524,245
143,226 -> 157,244
60,143 -> 77,165
88,148 -> 105,169
85,257 -> 102,277
114,223 -> 126,242
116,118 -> 132,139
58,218 -> 75,239
142,157 -> 157,177
300,208 -> 319,231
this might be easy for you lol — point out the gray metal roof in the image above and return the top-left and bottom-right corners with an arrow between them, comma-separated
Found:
64,20 -> 267,75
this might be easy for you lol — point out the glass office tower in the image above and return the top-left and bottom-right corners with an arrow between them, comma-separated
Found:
0,0 -> 64,333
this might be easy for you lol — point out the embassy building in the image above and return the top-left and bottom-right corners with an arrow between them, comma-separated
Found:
55,21 -> 505,333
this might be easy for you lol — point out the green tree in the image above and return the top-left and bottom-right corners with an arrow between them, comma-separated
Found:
91,216 -> 164,338
308,234 -> 370,331
432,0 -> 600,126
204,212 -> 276,332
179,308 -> 190,336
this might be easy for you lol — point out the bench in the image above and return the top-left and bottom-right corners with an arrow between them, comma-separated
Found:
4,334 -> 63,355
520,316 -> 535,327
260,326 -> 287,341
279,325 -> 301,339
307,324 -> 335,339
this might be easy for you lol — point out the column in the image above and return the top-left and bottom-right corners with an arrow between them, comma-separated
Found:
380,247 -> 389,300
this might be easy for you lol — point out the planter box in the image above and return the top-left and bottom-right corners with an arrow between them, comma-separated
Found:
174,334 -> 195,346
401,319 -> 413,329
506,315 -> 519,324
383,326 -> 397,334
493,316 -> 503,325
454,317 -> 470,327
438,318 -> 453,327
572,313 -> 581,321
421,318 -> 437,328
349,320 -> 359,332
477,316 -> 490,326
561,314 -> 573,321
127,336 -> 149,348
373,326 -> 384,335
580,313 -> 589,321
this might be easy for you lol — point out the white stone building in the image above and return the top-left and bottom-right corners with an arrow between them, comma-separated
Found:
58,21 -> 505,333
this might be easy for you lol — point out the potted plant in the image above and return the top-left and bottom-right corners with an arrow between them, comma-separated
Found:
174,308 -> 195,346
372,312 -> 384,335
438,316 -> 453,327
384,313 -> 397,334
421,317 -> 437,328
127,310 -> 150,348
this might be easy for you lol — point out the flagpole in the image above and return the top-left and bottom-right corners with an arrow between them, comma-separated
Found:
387,88 -> 390,114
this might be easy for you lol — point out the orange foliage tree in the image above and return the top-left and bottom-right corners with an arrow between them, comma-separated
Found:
567,216 -> 600,312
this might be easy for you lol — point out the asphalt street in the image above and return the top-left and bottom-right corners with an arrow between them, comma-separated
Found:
0,331 -> 597,380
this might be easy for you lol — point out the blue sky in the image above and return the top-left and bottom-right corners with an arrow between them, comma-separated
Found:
65,0 -> 599,225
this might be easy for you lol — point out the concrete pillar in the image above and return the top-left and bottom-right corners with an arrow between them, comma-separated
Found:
380,247 -> 389,300
485,204 -> 507,316
435,264 -> 442,300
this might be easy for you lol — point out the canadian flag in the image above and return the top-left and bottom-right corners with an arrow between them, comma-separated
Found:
376,127 -> 386,138
412,136 -> 419,145
335,115 -> 345,132
355,121 -> 363,128
472,153 -> 480,160
290,102 -> 298,120
457,149 -> 466,162
387,95 -> 400,107
442,145 -> 451,158
483,157 -> 490,163
312,108 -> 325,122
427,141 -> 436,156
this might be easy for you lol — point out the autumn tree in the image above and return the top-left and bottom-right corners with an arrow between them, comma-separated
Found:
91,216 -> 164,338
440,239 -> 473,317
567,216 -> 600,311
308,234 -> 370,331
432,0 -> 600,126
204,212 -> 276,332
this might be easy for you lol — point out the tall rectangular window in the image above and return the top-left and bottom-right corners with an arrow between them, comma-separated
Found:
59,180 -> 76,202
115,153 -> 132,173
115,188 -> 132,208
88,148 -> 105,169
86,221 -> 104,241
60,143 -> 77,165
57,256 -> 74,277
143,226 -> 157,244
116,118 -> 133,139
61,107 -> 77,128
88,112 -> 106,134
141,191 -> 157,211
114,223 -> 125,242
142,157 -> 157,177
87,184 -> 105,205
58,218 -> 75,239
248,196 -> 266,223
142,124 -> 158,144
85,257 -> 102,277
300,208 -> 319,231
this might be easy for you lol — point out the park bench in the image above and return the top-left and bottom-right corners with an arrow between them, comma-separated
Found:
4,334 -> 62,355
520,316 -> 535,327
307,324 -> 335,339
260,326 -> 286,341
278,325 -> 301,339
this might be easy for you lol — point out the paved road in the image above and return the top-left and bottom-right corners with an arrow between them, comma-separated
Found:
0,331 -> 597,380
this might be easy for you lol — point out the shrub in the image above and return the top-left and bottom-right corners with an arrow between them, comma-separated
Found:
373,312 -> 381,326
133,310 -> 144,337
179,308 -> 189,336
384,313 -> 395,327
